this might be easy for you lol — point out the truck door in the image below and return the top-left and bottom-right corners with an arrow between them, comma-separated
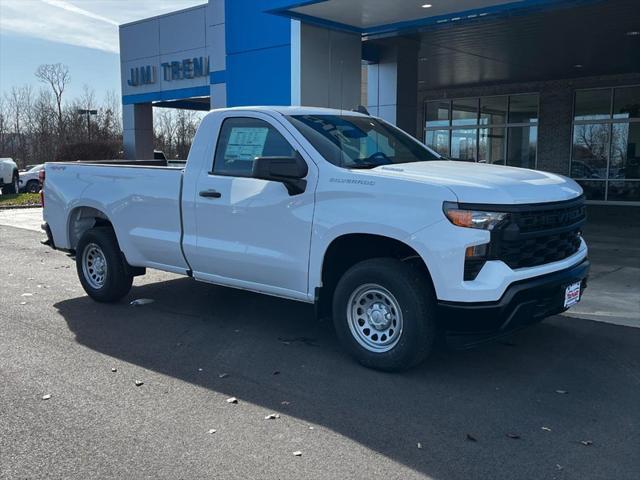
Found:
185,112 -> 317,301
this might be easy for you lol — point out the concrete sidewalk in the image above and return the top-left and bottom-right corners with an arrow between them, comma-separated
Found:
567,206 -> 640,328
0,206 -> 43,232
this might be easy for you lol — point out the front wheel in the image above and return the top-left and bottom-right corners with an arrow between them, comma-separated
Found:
76,227 -> 133,303
332,258 -> 437,371
26,180 -> 40,193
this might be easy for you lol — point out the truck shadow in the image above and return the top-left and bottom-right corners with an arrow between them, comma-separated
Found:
54,276 -> 640,479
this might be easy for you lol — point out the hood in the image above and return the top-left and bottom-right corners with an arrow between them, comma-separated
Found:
371,161 -> 583,205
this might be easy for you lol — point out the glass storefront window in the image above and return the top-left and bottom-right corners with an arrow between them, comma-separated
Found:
507,126 -> 537,169
571,124 -> 610,179
478,127 -> 505,164
450,129 -> 477,161
611,123 -> 640,180
425,130 -> 450,157
425,100 -> 450,127
508,94 -> 538,124
425,93 -> 538,167
480,96 -> 507,125
572,86 -> 640,201
613,86 -> 640,120
575,89 -> 611,121
452,98 -> 478,126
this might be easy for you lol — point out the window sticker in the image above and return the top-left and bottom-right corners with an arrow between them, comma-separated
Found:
225,127 -> 269,161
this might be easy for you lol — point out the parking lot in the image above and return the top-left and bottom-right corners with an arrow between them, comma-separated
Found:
1,208 -> 639,480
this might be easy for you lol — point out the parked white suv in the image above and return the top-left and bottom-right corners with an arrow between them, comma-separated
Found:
19,164 -> 44,193
0,158 -> 19,194
42,107 -> 589,370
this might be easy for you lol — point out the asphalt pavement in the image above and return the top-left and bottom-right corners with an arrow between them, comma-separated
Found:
1,214 -> 639,479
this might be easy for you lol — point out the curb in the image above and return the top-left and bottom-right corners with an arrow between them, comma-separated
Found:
0,205 -> 42,210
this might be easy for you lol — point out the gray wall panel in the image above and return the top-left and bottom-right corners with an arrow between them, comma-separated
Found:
119,20 -> 160,62
159,7 -> 207,56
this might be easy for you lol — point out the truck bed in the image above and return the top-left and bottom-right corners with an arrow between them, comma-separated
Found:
44,161 -> 190,274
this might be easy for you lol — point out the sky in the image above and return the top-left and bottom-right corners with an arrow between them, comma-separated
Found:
0,0 -> 204,103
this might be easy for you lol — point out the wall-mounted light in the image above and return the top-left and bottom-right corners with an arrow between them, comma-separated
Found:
625,31 -> 640,37
421,4 -> 433,8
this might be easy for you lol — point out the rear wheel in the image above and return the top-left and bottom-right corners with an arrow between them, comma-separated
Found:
76,227 -> 133,302
332,258 -> 436,371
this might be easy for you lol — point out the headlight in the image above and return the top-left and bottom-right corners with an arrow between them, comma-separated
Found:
443,202 -> 509,230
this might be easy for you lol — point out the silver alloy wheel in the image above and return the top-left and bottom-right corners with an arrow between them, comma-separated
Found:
346,283 -> 403,353
82,243 -> 108,289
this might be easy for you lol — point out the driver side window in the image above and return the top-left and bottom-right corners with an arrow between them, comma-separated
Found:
212,117 -> 295,177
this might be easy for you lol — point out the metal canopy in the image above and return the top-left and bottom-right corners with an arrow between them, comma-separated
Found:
374,0 -> 640,89
285,0 -> 518,30
275,0 -> 598,35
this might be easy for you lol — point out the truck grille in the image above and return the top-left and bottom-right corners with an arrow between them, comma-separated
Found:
496,228 -> 583,269
489,196 -> 586,270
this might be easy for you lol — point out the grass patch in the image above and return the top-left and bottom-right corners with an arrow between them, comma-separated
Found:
0,193 -> 41,207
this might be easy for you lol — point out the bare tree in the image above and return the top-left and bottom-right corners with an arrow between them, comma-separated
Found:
1,68 -> 204,167
100,89 -> 122,141
30,89 -> 58,164
5,86 -> 33,168
35,63 -> 70,137
154,108 -> 178,158
175,109 -> 199,159
79,84 -> 97,140
153,108 -> 204,160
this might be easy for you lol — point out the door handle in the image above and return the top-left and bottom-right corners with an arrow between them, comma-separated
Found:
199,189 -> 222,198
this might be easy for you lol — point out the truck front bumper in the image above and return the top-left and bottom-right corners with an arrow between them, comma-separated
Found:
438,258 -> 590,348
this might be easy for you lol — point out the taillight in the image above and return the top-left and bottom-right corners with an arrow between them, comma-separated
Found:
39,168 -> 45,207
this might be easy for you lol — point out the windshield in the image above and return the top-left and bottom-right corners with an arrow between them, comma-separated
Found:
287,114 -> 441,169
28,164 -> 44,172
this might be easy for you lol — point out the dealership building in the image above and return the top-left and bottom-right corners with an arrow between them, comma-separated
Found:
120,0 -> 640,204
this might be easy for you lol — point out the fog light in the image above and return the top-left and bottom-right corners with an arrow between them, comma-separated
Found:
464,243 -> 489,281
466,244 -> 488,258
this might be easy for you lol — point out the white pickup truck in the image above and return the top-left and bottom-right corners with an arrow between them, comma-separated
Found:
42,106 -> 589,370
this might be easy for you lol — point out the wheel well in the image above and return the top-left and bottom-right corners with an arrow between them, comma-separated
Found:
318,234 -> 432,317
68,206 -> 113,251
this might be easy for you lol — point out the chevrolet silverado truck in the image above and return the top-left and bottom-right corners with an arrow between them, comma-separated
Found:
42,106 -> 589,371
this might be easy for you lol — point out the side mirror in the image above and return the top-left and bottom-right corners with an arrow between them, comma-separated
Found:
252,153 -> 308,195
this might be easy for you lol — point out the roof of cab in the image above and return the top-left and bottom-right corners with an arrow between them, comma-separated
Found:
209,106 -> 370,117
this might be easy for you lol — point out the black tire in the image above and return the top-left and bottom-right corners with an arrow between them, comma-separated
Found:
332,258 -> 436,371
4,171 -> 19,194
26,180 -> 40,193
76,227 -> 133,303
